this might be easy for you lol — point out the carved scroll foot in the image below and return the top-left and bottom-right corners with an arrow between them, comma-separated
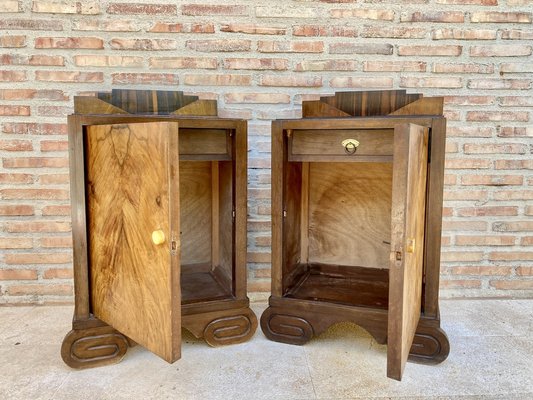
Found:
408,322 -> 450,365
203,308 -> 258,347
260,306 -> 314,345
61,326 -> 129,369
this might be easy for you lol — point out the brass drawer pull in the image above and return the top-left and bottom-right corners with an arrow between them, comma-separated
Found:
151,229 -> 166,245
341,139 -> 360,154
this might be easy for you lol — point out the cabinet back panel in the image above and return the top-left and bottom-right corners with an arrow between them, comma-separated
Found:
308,162 -> 392,269
179,161 -> 212,266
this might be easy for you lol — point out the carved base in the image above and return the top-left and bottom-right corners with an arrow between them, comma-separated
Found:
61,325 -> 129,369
183,307 -> 258,347
260,302 -> 449,365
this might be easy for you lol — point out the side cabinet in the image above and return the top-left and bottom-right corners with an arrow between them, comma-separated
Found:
61,91 -> 257,368
261,91 -> 450,381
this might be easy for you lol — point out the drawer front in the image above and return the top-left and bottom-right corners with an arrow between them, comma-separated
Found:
290,129 -> 393,159
179,128 -> 231,159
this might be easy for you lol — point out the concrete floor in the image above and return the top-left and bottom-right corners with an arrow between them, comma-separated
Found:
0,299 -> 531,400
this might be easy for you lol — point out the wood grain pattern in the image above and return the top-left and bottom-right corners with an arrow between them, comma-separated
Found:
388,97 -> 444,116
387,123 -> 428,381
179,161 -> 212,266
178,128 -> 229,157
172,100 -> 217,116
291,129 -> 393,158
308,162 -> 393,269
74,97 -> 128,115
302,101 -> 351,118
86,121 -> 181,363
218,160 -> 234,290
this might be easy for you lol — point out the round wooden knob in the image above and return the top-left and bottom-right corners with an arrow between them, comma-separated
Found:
151,230 -> 166,245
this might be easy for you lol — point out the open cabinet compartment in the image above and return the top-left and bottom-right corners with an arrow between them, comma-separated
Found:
61,91 -> 257,369
261,91 -> 450,381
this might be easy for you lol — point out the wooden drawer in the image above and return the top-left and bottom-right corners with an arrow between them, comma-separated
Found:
289,129 -> 393,161
179,128 -> 231,160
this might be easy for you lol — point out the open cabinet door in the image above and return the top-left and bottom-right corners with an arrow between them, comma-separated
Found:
387,123 -> 429,380
85,121 -> 181,363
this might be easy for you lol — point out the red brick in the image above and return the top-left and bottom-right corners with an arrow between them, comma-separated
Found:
150,57 -> 216,69
467,111 -> 529,122
330,9 -> 395,20
330,77 -> 393,88
401,11 -> 465,23
0,238 -> 33,249
30,55 -> 64,66
32,1 -> 100,14
441,221 -> 487,231
43,268 -> 73,279
260,75 -> 322,87
182,5 -> 248,16
187,39 -> 251,52
457,206 -> 518,217
0,1 -> 20,12
112,73 -> 179,85
443,190 -> 488,201
3,157 -> 68,168
0,70 -> 26,81
0,269 -> 37,280
257,108 -> 301,120
464,143 -> 528,154
516,267 -> 533,276
224,93 -> 290,104
217,109 -> 253,120
447,266 -> 512,276
441,252 -> 484,262
184,74 -> 251,86
436,0 -> 497,4
493,221 -> 533,232
35,36 -> 103,49
257,205 -> 271,215
73,20 -> 139,32
7,284 -> 73,296
223,58 -> 288,71
38,174 -> 69,184
508,0 -> 533,4
499,96 -> 533,107
2,122 -> 66,135
444,174 -> 457,185
364,61 -> 426,72
220,24 -> 285,35
493,190 -> 533,201
471,12 -> 532,23
447,126 -> 494,137
149,22 -> 214,33
258,41 -> 324,53
400,76 -> 462,88
432,29 -> 496,40
471,45 -> 532,57
36,106 -> 72,117
256,6 -> 318,19
501,30 -> 533,40
444,96 -> 495,106
6,221 -> 70,233
0,189 -> 69,200
489,252 -> 533,261
35,71 -> 103,83
0,35 -> 26,47
0,173 -> 33,184
433,63 -> 494,74
247,281 -> 270,292
0,18 -> 62,30
0,204 -> 34,216
110,38 -> 176,50
398,45 -> 462,56
440,280 -> 481,289
296,59 -> 357,72
4,253 -> 71,265
329,43 -> 392,55
498,127 -> 533,137
254,269 -> 271,279
526,206 -> 533,216
255,236 -> 271,247
0,139 -> 32,151
456,235 -> 515,246
0,105 -> 29,116
445,159 -> 491,169
361,26 -> 426,39
41,237 -> 72,248
461,175 -> 523,186
247,252 -> 271,263
107,3 -> 177,15
74,55 -> 143,67
42,205 -> 70,216
490,280 -> 533,290
500,63 -> 533,73
495,160 -> 533,170
0,89 -> 67,100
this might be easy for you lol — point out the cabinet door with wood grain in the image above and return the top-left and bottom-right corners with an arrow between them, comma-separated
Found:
85,121 -> 181,363
387,123 -> 429,380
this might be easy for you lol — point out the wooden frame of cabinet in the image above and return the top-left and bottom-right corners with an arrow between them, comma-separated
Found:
261,92 -> 449,380
61,91 -> 256,369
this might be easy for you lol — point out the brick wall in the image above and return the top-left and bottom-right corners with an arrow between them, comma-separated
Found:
0,0 -> 531,304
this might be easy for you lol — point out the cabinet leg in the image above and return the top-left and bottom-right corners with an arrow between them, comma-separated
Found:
408,319 -> 450,365
203,308 -> 258,347
61,325 -> 129,369
260,306 -> 314,345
